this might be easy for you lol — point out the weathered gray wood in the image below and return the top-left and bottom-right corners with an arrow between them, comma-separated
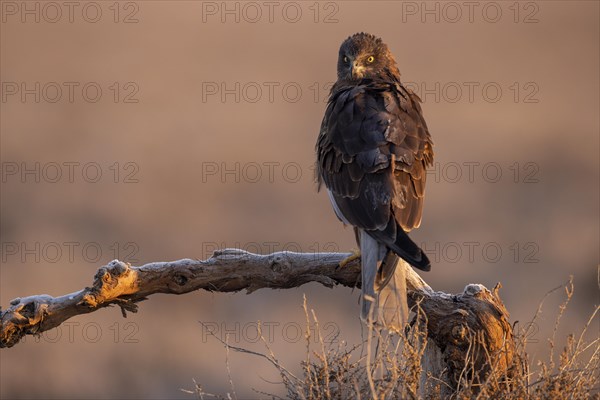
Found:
0,249 -> 364,348
0,249 -> 516,397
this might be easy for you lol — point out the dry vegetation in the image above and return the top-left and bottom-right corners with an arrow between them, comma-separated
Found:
186,279 -> 599,399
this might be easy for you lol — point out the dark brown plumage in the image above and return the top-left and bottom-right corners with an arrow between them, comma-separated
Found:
316,33 -> 434,330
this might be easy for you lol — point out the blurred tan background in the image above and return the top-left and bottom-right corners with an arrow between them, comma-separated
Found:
1,1 -> 598,398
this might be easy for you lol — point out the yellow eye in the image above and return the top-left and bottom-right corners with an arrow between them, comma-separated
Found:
343,56 -> 348,63
367,56 -> 375,63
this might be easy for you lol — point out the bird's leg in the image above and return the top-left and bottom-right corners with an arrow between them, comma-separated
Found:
338,227 -> 363,268
338,248 -> 361,268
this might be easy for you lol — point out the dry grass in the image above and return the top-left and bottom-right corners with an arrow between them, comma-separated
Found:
186,279 -> 599,399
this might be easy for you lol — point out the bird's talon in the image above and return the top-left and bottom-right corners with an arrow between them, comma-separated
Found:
338,249 -> 361,268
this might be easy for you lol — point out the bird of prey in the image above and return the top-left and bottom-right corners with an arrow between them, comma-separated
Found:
316,32 -> 434,332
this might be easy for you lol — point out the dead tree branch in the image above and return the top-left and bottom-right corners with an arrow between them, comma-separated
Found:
1,248 -> 517,395
1,249 -> 364,348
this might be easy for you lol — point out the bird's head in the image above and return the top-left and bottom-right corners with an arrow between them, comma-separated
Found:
336,33 -> 401,83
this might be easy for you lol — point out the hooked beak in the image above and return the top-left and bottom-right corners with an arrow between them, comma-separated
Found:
351,61 -> 365,79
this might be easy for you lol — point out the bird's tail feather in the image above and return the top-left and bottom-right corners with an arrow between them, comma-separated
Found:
360,230 -> 379,322
376,250 -> 399,290
368,225 -> 431,271
376,256 -> 409,333
360,231 -> 409,332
